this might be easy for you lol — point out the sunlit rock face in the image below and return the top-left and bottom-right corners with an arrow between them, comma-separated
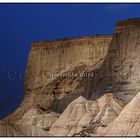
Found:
0,120 -> 48,136
48,93 -> 124,136
4,35 -> 112,124
3,18 -> 140,137
26,36 -> 111,90
103,92 -> 140,136
16,107 -> 60,129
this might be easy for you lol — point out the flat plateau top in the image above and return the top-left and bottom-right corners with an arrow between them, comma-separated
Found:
117,18 -> 140,25
32,35 -> 112,47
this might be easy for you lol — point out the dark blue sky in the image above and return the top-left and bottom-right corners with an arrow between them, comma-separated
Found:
0,3 -> 140,119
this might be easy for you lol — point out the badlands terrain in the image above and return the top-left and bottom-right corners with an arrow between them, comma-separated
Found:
1,18 -> 140,136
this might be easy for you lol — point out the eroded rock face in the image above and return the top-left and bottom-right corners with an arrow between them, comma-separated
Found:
16,107 -> 60,129
88,18 -> 140,136
103,92 -> 140,136
3,18 -> 140,137
0,121 -> 23,136
108,18 -> 140,102
4,35 -> 112,124
0,120 -> 48,136
48,93 -> 124,136
89,18 -> 140,103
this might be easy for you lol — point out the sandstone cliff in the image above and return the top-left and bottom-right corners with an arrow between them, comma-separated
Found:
2,18 -> 140,137
71,18 -> 140,136
107,18 -> 140,102
4,35 -> 111,124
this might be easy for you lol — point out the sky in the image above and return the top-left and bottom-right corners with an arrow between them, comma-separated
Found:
0,3 -> 140,119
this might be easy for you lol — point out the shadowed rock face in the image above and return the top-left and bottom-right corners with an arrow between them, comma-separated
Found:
105,18 -> 140,102
87,18 -> 140,103
2,18 -> 140,136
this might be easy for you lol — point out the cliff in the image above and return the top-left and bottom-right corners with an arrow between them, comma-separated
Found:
73,18 -> 140,136
4,35 -> 112,124
2,18 -> 140,136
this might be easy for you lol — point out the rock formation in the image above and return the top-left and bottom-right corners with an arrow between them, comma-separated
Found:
4,35 -> 112,124
0,120 -> 48,136
16,107 -> 60,129
103,92 -> 140,136
48,93 -> 124,136
106,18 -> 140,102
2,18 -> 140,136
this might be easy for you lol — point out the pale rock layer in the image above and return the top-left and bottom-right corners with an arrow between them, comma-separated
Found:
16,107 -> 60,129
103,92 -> 140,136
48,93 -> 124,136
0,120 -> 48,136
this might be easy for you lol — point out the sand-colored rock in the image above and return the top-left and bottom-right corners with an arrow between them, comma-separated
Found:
103,92 -> 140,136
104,18 -> 140,102
3,18 -> 140,137
4,35 -> 112,124
16,106 -> 60,130
0,121 -> 23,136
0,120 -> 48,136
48,93 -> 124,136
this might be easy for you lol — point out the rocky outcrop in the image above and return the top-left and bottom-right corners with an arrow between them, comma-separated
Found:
0,121 -> 23,136
74,18 -> 140,136
103,92 -> 140,136
87,18 -> 140,103
16,107 -> 60,129
48,93 -> 124,136
107,18 -> 140,102
2,18 -> 140,137
4,35 -> 112,124
0,120 -> 48,136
